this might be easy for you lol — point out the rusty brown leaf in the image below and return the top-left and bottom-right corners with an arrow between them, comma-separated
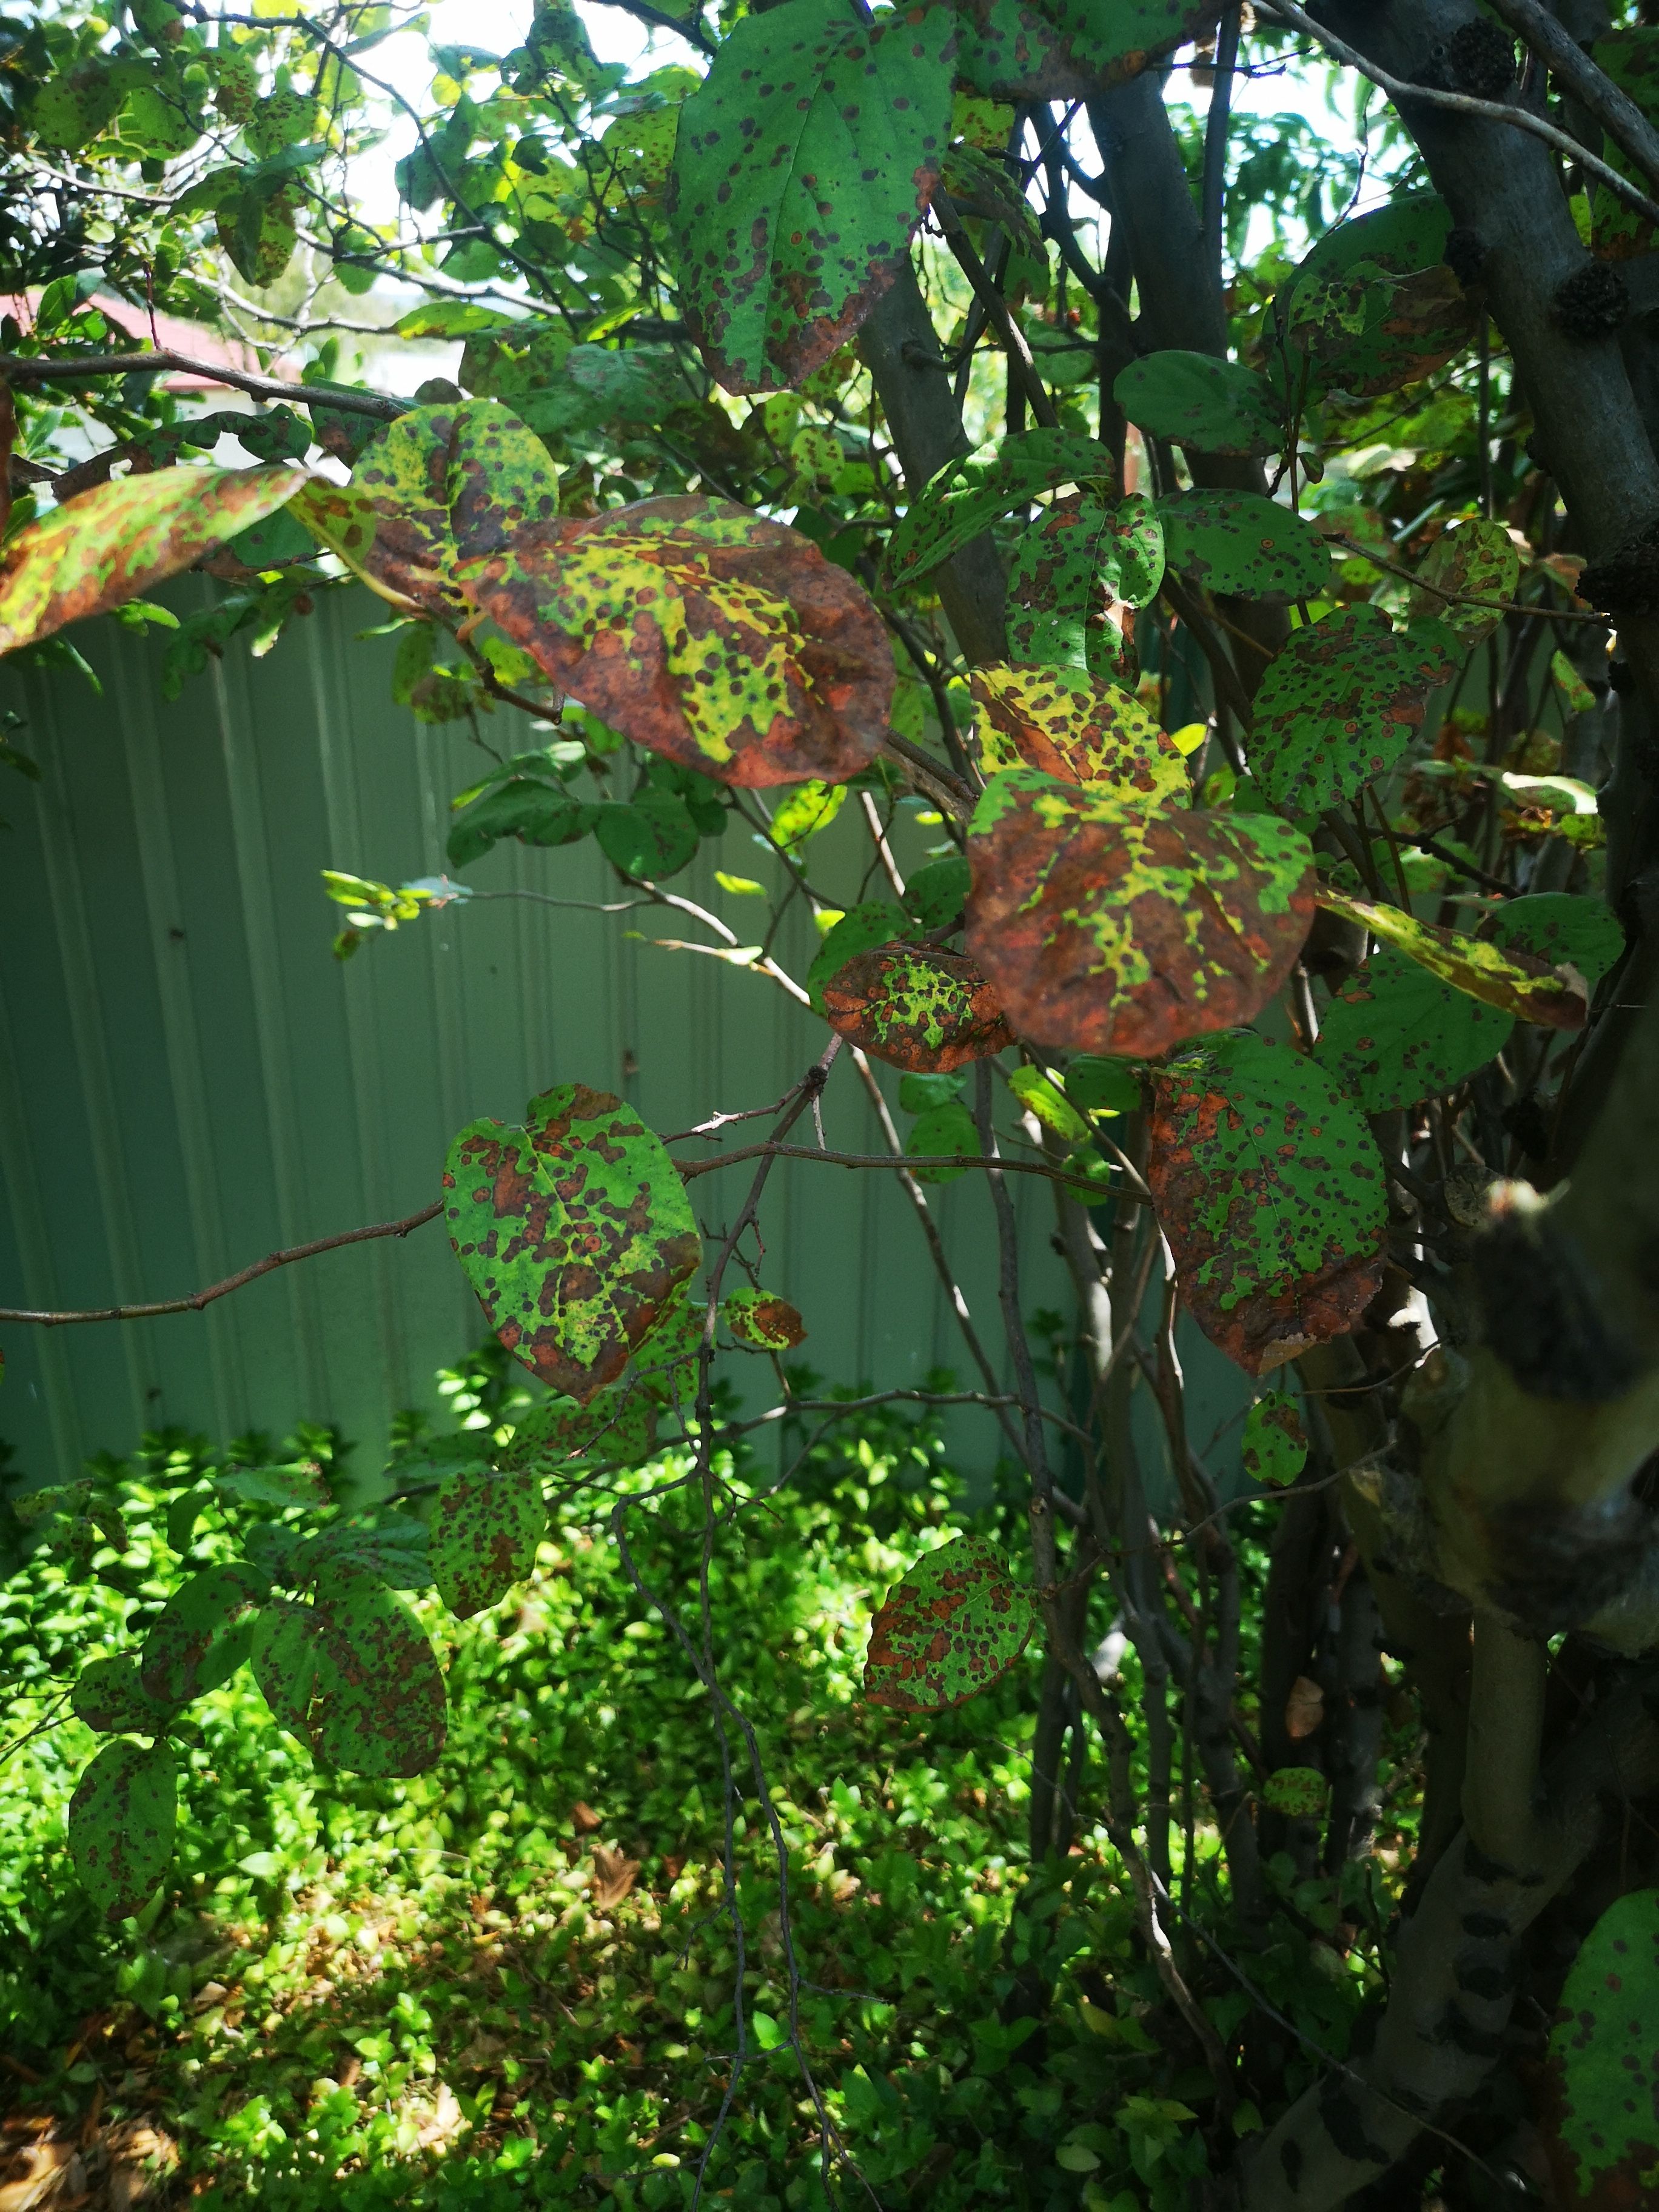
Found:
591,1845 -> 642,1911
1285,1675 -> 1325,1741
822,944 -> 1014,1071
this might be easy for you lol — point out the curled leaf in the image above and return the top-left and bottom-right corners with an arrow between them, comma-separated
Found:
722,1287 -> 807,1349
1408,517 -> 1521,646
822,943 -> 1014,1071
965,768 -> 1315,1056
1316,886 -> 1589,1031
865,1535 -> 1034,1711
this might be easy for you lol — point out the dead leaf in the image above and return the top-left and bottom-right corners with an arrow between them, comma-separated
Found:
1285,1676 -> 1325,1740
571,1800 -> 603,1833
591,1845 -> 641,1910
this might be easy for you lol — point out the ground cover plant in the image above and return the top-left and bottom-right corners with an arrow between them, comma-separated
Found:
5,0 -> 1659,2203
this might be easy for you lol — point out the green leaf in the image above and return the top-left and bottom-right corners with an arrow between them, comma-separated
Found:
502,1382 -> 657,1469
594,791 -> 700,878
954,0 -> 1222,101
906,1099 -> 979,1182
252,1569 -> 447,1777
905,854 -> 971,929
431,1470 -> 548,1620
216,1461 -> 330,1510
1156,489 -> 1330,604
301,1515 -> 433,1591
1315,887 -> 1590,1031
1314,944 -> 1512,1110
822,943 -> 1013,1072
138,1563 -> 269,1706
806,900 -> 908,1009
667,0 -> 956,393
886,429 -> 1115,586
1008,1064 -> 1088,1141
1113,351 -> 1282,458
965,769 -> 1315,1056
1250,606 -> 1455,814
1546,1887 -> 1659,2199
445,1085 -> 702,1403
1489,893 -> 1624,989
447,777 -> 597,870
1589,30 -> 1659,256
71,1658 -> 178,1737
768,780 -> 846,850
1262,1765 -> 1328,1818
1278,193 -> 1475,398
461,496 -> 893,787
32,60 -> 127,149
1005,494 -> 1164,675
1408,517 -> 1521,646
1147,1031 -> 1387,1374
1064,1056 -> 1141,1116
972,663 -> 1188,803
722,1287 -> 808,1349
1241,1390 -> 1309,1487
563,343 -> 688,422
899,1070 -> 964,1112
865,1535 -> 1035,1710
0,466 -> 305,657
68,1739 -> 178,1921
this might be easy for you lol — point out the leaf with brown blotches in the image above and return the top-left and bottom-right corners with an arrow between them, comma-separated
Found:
1316,886 -> 1589,1031
865,1536 -> 1034,1712
971,664 -> 1188,802
964,769 -> 1314,1056
822,943 -> 1014,1071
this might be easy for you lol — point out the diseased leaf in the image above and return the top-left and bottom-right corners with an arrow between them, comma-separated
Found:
822,943 -> 1014,1071
1316,887 -> 1589,1031
1241,1390 -> 1309,1487
1278,194 -> 1476,397
0,465 -> 304,656
1156,489 -> 1330,603
971,665 -> 1188,803
631,1296 -> 711,1403
252,1569 -> 447,1777
768,780 -> 847,849
431,1470 -> 548,1619
216,1460 -> 330,1510
1148,1031 -> 1387,1374
1250,606 -> 1455,814
68,1739 -> 178,1921
954,0 -> 1222,101
666,0 -> 956,393
806,900 -> 908,1009
138,1563 -> 269,1707
1114,351 -> 1282,458
1005,494 -> 1163,673
865,1535 -> 1034,1710
907,1098 -> 979,1182
1314,945 -> 1512,1110
904,854 -> 971,929
1544,1887 -> 1659,2204
1409,517 -> 1521,646
301,1516 -> 432,1591
1489,893 -> 1624,989
1262,1765 -> 1328,1818
71,1657 -> 178,1737
502,1382 -> 657,1469
444,1084 -> 702,1404
965,768 -> 1315,1056
885,429 -> 1114,586
722,1287 -> 808,1349
1589,31 -> 1659,258
460,495 -> 893,787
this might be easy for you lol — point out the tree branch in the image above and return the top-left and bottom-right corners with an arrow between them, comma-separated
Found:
1481,0 -> 1659,196
0,350 -> 406,421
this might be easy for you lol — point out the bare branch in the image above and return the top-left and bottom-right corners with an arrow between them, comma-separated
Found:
0,350 -> 406,421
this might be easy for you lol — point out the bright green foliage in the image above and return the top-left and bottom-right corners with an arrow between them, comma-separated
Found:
1155,489 -> 1330,603
1489,893 -> 1625,988
1315,945 -> 1513,1110
1547,1887 -> 1659,2199
722,1287 -> 808,1349
0,464 -> 303,655
218,1460 -> 330,1510
885,429 -> 1115,584
67,1738 -> 178,1920
253,1568 -> 446,1778
905,853 -> 973,927
865,1535 -> 1035,1710
667,0 -> 956,393
139,1563 -> 269,1707
1318,888 -> 1591,1031
973,663 -> 1190,802
1241,1391 -> 1310,1488
1114,351 -> 1282,457
1277,193 -> 1473,397
1147,1031 -> 1387,1374
954,0 -> 1224,96
446,751 -> 598,870
768,779 -> 848,849
444,1086 -> 702,1404
907,1099 -> 980,1181
1262,1766 -> 1329,1818
1409,517 -> 1521,645
430,1472 -> 548,1620
1250,606 -> 1454,813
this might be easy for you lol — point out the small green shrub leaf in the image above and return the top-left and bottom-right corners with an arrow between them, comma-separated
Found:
865,1535 -> 1035,1711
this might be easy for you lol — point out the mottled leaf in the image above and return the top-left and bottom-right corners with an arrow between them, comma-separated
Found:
1156,489 -> 1330,604
973,663 -> 1187,803
431,1470 -> 548,1620
1006,495 -> 1164,676
965,768 -> 1315,1056
502,1382 -> 657,1470
806,900 -> 908,1010
1147,1031 -> 1387,1375
667,0 -> 957,393
1250,606 -> 1455,814
252,1569 -> 447,1778
631,1296 -> 711,1403
722,1287 -> 808,1349
1278,193 -> 1476,397
1314,944 -> 1512,1110
302,1517 -> 432,1591
444,1084 -> 702,1404
1241,1390 -> 1309,1487
865,1535 -> 1035,1711
1262,1765 -> 1328,1818
954,0 -> 1222,100
0,464 -> 304,657
822,943 -> 1014,1071
139,1563 -> 269,1706
1544,1887 -> 1659,2204
71,1657 -> 178,1737
1114,351 -> 1282,458
68,1739 -> 178,1921
768,779 -> 847,849
1409,518 -> 1521,646
1316,887 -> 1589,1031
886,429 -> 1114,586
907,1098 -> 979,1182
1489,894 -> 1624,989
460,496 -> 893,788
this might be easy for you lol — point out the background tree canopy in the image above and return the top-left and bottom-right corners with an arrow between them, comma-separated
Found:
5,0 -> 1659,2205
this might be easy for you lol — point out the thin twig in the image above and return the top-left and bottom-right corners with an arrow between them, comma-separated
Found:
0,350 -> 405,421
